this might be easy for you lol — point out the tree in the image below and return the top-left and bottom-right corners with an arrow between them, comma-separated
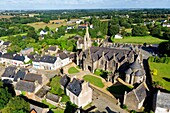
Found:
0,82 -> 12,109
150,26 -> 161,37
132,26 -> 148,36
44,26 -> 50,31
159,41 -> 170,56
108,25 -> 119,37
163,30 -> 170,40
27,30 -> 38,41
2,96 -> 30,113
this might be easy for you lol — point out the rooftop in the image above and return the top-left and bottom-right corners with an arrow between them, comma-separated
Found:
156,91 -> 170,109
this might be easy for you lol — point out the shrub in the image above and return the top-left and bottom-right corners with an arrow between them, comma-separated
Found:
151,69 -> 158,76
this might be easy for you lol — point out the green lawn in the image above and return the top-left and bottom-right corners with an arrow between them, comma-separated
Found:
68,67 -> 80,74
114,36 -> 167,44
83,75 -> 104,88
149,62 -> 170,91
107,84 -> 133,95
52,108 -> 64,113
59,34 -> 76,40
61,95 -> 70,102
50,76 -> 64,96
0,33 -> 27,41
42,99 -> 56,109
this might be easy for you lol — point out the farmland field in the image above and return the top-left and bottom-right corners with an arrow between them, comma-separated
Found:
27,20 -> 76,30
114,36 -> 167,44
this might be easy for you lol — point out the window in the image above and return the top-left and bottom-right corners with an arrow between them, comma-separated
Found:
101,60 -> 104,65
112,61 -> 115,67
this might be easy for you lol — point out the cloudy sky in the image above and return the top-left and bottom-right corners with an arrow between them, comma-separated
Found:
0,0 -> 170,10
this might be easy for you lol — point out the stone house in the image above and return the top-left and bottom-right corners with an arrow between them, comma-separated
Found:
154,90 -> 170,113
45,92 -> 61,106
15,73 -> 49,100
66,78 -> 92,108
44,46 -> 59,55
123,82 -> 148,111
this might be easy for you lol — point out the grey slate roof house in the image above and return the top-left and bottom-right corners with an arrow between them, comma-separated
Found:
123,82 -> 148,111
154,91 -> 170,113
40,55 -> 57,64
16,80 -> 36,93
60,75 -> 70,89
1,66 -> 17,82
14,68 -> 28,82
65,78 -> 93,107
66,78 -> 83,96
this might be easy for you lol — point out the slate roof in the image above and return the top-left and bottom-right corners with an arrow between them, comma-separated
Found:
35,85 -> 50,98
14,68 -> 27,82
48,46 -> 56,51
1,53 -> 15,59
24,73 -> 43,84
66,78 -> 82,96
156,91 -> 170,109
2,66 -> 17,78
135,83 -> 147,102
46,92 -> 60,102
13,54 -> 25,61
130,60 -> 142,69
135,70 -> 144,76
59,52 -> 68,60
28,54 -> 41,62
125,68 -> 133,74
125,82 -> 147,106
3,41 -> 10,45
40,55 -> 57,64
83,47 -> 130,62
16,80 -> 36,92
60,75 -> 70,88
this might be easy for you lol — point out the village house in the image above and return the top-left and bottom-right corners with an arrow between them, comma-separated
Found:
62,77 -> 92,108
15,73 -> 49,100
114,33 -> 123,39
31,52 -> 71,70
123,82 -> 148,111
45,92 -> 61,106
20,47 -> 34,55
40,30 -> 48,36
154,90 -> 170,113
0,53 -> 31,67
45,45 -> 59,55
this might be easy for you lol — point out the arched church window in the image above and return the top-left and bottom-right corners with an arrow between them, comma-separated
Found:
101,60 -> 104,65
112,61 -> 115,67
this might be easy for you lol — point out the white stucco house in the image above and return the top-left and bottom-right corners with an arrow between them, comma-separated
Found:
114,34 -> 123,39
66,78 -> 92,108
40,30 -> 48,36
32,52 -> 71,70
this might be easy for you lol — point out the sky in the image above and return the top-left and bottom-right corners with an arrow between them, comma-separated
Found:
0,0 -> 170,10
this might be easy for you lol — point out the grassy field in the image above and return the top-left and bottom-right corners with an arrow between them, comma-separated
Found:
149,62 -> 170,91
27,21 -> 76,30
83,75 -> 104,88
0,33 -> 27,41
59,34 -> 76,40
68,67 -> 79,74
114,36 -> 167,44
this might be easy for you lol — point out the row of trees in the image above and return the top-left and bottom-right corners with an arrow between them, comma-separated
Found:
0,81 -> 30,113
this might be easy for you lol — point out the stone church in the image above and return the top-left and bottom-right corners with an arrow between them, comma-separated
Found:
76,26 -> 146,85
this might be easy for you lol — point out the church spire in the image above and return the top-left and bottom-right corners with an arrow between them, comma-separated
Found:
83,24 -> 91,51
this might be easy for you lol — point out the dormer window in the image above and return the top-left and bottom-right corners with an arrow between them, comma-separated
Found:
74,89 -> 77,93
